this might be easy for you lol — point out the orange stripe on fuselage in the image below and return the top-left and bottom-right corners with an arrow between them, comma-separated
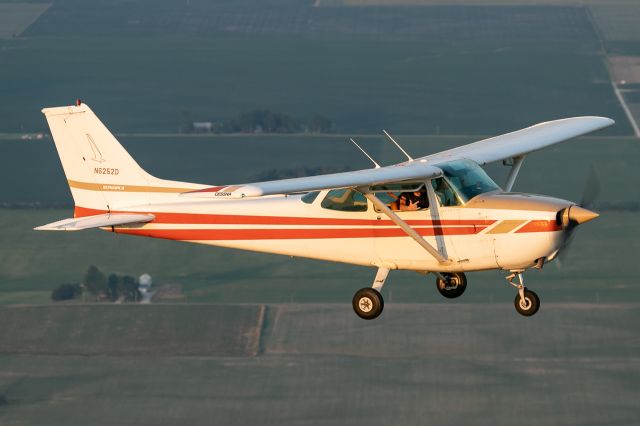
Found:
114,226 -> 483,241
74,206 -> 495,228
74,206 -> 559,240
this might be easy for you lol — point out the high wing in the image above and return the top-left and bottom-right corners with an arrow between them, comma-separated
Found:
422,116 -> 614,165
35,213 -> 155,231
183,162 -> 443,199
185,116 -> 613,199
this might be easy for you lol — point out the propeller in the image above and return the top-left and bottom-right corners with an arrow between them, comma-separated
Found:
556,165 -> 600,267
580,164 -> 601,210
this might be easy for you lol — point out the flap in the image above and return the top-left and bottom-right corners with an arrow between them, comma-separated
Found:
182,162 -> 443,199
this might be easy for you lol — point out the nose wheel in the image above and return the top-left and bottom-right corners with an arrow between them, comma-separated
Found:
514,288 -> 540,316
506,272 -> 540,316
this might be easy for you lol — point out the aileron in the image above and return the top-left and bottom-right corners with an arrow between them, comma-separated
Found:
423,116 -> 614,165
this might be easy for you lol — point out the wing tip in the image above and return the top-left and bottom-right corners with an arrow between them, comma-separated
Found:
540,116 -> 615,132
41,103 -> 91,116
589,116 -> 615,131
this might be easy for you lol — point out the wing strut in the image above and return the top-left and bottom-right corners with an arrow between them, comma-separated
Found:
503,155 -> 525,192
361,191 -> 451,265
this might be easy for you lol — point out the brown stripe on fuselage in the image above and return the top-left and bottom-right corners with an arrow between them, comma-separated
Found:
68,180 -> 195,193
515,220 -> 562,233
486,220 -> 526,234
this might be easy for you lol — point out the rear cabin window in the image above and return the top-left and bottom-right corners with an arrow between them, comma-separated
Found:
321,189 -> 368,212
301,191 -> 320,204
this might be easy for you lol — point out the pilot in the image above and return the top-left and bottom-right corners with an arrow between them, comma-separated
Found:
395,186 -> 429,211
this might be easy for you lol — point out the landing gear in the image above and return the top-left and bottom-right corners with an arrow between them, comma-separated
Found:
352,288 -> 384,320
435,272 -> 467,299
506,272 -> 540,316
514,289 -> 540,316
352,267 -> 388,320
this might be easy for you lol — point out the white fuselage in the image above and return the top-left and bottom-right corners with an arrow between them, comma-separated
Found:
79,190 -> 570,273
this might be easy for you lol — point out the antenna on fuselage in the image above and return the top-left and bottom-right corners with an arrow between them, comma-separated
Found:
382,129 -> 413,162
349,138 -> 381,169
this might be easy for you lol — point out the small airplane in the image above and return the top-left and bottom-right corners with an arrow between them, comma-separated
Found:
36,101 -> 613,319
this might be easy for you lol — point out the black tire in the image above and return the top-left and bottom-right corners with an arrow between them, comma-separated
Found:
514,289 -> 540,316
352,288 -> 384,320
435,272 -> 467,299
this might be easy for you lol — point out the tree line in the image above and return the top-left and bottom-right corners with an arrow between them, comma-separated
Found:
51,265 -> 141,303
183,109 -> 336,134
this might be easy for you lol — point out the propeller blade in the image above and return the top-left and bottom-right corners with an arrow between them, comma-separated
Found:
580,165 -> 600,209
556,165 -> 601,268
556,228 -> 576,268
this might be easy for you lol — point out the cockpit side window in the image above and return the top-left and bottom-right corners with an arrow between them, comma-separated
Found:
431,178 -> 461,206
321,189 -> 368,212
374,186 -> 430,212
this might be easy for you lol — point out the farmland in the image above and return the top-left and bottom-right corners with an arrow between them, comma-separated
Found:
1,1 -> 639,425
0,2 -> 49,39
2,0 -> 637,306
0,303 -> 638,426
0,1 -> 633,135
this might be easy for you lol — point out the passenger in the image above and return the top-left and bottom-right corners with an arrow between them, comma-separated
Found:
387,192 -> 400,211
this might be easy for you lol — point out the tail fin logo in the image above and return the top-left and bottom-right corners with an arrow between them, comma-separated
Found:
86,133 -> 106,163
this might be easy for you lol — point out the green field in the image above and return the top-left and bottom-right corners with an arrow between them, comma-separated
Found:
0,303 -> 638,426
0,304 -> 264,356
1,2 -> 640,424
0,1 -> 633,135
0,2 -> 49,39
2,1 -> 637,306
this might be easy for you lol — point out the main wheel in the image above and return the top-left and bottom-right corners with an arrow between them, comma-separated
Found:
435,272 -> 467,299
514,289 -> 540,316
352,288 -> 384,320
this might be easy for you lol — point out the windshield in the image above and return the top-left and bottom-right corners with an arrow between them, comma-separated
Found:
435,159 -> 501,203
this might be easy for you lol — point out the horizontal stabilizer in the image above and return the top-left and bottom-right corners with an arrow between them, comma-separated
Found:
34,213 -> 155,231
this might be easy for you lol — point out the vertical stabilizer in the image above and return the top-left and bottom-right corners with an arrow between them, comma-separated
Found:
42,103 -> 202,213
